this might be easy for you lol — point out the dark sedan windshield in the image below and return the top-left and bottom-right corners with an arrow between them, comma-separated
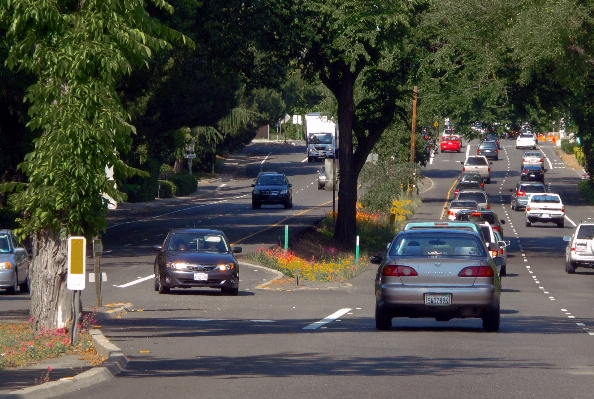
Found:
167,233 -> 228,252
389,232 -> 486,257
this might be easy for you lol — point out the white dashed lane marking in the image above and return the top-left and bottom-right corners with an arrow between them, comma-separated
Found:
303,308 -> 352,330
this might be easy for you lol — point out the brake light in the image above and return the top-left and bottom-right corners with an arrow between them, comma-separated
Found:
526,206 -> 531,211
486,204 -> 491,210
495,149 -> 498,153
471,212 -> 481,216
517,190 -> 525,196
522,158 -> 526,163
562,206 -> 565,212
382,265 -> 418,277
490,250 -> 498,258
454,189 -> 459,196
499,247 -> 504,255
492,225 -> 500,232
462,166 -> 466,172
480,182 -> 484,188
539,158 -> 543,162
488,167 -> 491,173
458,266 -> 494,277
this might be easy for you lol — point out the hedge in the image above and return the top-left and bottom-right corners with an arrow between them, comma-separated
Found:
167,173 -> 198,196
120,158 -> 161,202
157,180 -> 176,198
561,139 -> 579,154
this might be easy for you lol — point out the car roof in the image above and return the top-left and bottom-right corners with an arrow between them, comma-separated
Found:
403,221 -> 480,231
398,228 -> 481,237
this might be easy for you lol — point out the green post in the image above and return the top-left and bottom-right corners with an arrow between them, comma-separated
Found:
355,235 -> 360,266
284,225 -> 288,253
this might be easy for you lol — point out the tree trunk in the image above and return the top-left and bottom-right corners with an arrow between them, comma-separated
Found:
173,158 -> 184,174
334,71 -> 358,248
29,229 -> 80,335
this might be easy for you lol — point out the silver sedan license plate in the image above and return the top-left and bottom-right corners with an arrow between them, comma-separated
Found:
194,273 -> 208,281
425,293 -> 451,306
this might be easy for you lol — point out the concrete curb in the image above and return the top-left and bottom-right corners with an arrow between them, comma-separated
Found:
1,330 -> 127,399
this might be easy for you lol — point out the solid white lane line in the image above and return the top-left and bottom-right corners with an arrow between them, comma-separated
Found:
303,308 -> 352,330
261,152 -> 272,164
116,275 -> 154,288
565,215 -> 577,227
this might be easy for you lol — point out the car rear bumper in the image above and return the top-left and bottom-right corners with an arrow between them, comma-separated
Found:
526,213 -> 564,223
253,195 -> 290,205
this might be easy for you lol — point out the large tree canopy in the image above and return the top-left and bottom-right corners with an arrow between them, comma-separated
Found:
294,0 -> 428,247
0,0 -> 189,332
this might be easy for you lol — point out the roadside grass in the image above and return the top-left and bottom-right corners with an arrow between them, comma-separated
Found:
247,198 -> 420,282
0,311 -> 105,371
579,180 -> 594,205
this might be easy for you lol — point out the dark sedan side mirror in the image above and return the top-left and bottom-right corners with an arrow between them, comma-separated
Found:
287,184 -> 292,187
369,255 -> 383,264
153,245 -> 163,252
251,183 -> 256,187
460,161 -> 464,165
489,162 -> 493,165
500,219 -> 506,224
232,246 -> 242,254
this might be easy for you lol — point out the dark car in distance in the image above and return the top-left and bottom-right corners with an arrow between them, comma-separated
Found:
153,229 -> 241,295
477,141 -> 499,160
251,172 -> 293,209
456,210 -> 506,238
520,164 -> 545,183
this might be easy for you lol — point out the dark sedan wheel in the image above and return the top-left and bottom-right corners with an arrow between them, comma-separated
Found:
6,270 -> 17,295
500,264 -> 507,277
375,306 -> 392,331
558,220 -> 565,228
482,304 -> 500,332
526,220 -> 532,227
155,269 -> 170,294
252,201 -> 261,209
154,265 -> 160,291
566,260 -> 576,274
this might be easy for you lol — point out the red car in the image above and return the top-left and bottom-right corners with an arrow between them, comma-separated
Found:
440,136 -> 461,153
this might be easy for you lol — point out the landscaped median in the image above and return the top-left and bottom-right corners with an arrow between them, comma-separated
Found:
246,199 -> 419,283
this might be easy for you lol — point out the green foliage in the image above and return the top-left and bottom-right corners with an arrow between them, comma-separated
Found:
560,139 -> 578,154
119,184 -> 142,203
0,0 -> 190,238
157,180 -> 176,198
167,173 -> 197,196
579,180 -> 594,206
123,158 -> 161,202
0,207 -> 18,229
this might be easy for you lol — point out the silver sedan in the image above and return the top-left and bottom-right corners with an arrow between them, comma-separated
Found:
372,229 -> 502,331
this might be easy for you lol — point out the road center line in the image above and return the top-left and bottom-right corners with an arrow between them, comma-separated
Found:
116,275 -> 154,288
303,308 -> 352,330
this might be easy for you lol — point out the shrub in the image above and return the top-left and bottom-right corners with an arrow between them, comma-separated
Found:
157,180 -> 176,198
579,180 -> 594,205
167,173 -> 197,196
120,158 -> 160,202
561,139 -> 579,154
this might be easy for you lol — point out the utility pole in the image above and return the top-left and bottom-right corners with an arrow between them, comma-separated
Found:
410,86 -> 418,163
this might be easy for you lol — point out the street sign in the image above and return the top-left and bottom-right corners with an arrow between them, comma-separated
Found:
433,121 -> 439,127
184,153 -> 196,159
67,236 -> 86,290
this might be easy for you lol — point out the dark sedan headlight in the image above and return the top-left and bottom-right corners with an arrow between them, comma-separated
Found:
218,263 -> 236,271
280,189 -> 288,194
166,262 -> 189,270
253,189 -> 261,195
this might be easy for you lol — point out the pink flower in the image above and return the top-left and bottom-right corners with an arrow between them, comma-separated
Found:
47,367 -> 53,372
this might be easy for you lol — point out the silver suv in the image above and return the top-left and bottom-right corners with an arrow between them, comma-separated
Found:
563,223 -> 594,273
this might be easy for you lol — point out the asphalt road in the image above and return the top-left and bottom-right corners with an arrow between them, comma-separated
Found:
8,139 -> 594,399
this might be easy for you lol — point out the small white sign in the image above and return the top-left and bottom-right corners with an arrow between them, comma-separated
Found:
89,273 -> 107,282
67,237 -> 86,290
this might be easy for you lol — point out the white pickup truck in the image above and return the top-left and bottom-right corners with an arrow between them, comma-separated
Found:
525,193 -> 565,228
461,156 -> 492,183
